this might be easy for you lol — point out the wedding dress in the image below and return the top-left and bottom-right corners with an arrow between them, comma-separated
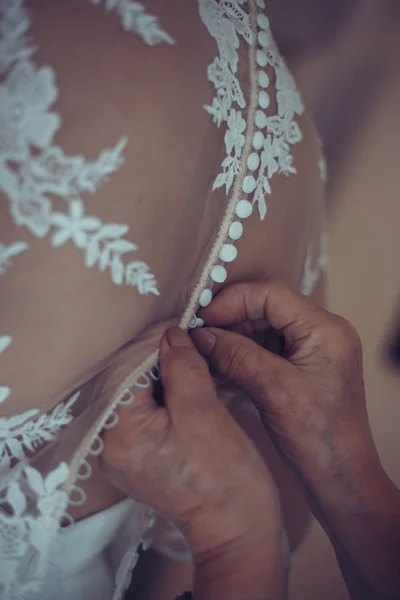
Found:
0,1 -> 327,598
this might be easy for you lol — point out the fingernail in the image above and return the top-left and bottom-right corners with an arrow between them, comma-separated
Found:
191,329 -> 216,357
166,327 -> 193,348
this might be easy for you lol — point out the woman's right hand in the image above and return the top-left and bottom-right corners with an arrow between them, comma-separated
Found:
193,280 -> 380,491
194,281 -> 400,600
194,280 -> 400,600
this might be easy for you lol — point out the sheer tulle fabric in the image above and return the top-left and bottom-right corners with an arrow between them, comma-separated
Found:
0,1 -> 326,598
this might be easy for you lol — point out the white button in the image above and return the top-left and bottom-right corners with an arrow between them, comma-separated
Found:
256,0 -> 266,7
255,110 -> 267,129
229,221 -> 243,240
219,244 -> 238,263
257,30 -> 270,48
242,175 -> 256,193
258,91 -> 270,109
190,317 -> 205,328
199,289 -> 212,307
235,200 -> 253,219
258,71 -> 269,88
256,50 -> 267,68
211,265 -> 227,283
252,131 -> 264,150
247,152 -> 260,171
257,13 -> 270,30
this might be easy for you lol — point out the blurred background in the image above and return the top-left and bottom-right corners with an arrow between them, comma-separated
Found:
132,2 -> 400,597
272,1 -> 400,598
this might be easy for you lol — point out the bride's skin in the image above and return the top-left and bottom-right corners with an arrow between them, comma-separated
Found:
0,0 -> 324,545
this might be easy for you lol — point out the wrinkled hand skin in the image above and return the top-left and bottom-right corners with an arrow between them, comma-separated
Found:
193,280 -> 380,489
101,327 -> 283,560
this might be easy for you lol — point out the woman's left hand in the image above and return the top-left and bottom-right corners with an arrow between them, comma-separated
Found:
100,327 -> 282,562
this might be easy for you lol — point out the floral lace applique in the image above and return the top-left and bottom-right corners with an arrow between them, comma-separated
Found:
90,0 -> 174,46
200,0 -> 252,192
0,335 -> 12,405
0,462 -> 70,599
0,392 -> 80,473
201,0 -> 305,218
0,0 -> 159,294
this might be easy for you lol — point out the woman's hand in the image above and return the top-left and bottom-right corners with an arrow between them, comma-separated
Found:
101,327 -> 286,599
192,280 -> 377,488
193,280 -> 400,600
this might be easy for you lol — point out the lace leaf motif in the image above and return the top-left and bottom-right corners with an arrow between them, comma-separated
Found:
201,1 -> 305,218
90,0 -> 174,46
0,2 -> 159,294
200,0 -> 252,196
0,392 -> 80,472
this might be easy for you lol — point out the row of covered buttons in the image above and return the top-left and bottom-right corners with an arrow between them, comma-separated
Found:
197,1 -> 270,311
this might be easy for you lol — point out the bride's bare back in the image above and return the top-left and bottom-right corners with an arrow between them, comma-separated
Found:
0,1 -> 325,596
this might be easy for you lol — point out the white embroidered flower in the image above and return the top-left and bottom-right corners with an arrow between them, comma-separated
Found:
276,62 -> 303,119
278,150 -> 296,177
24,462 -> 70,518
206,56 -> 246,124
0,463 -> 69,595
0,393 -> 79,473
201,0 -> 249,127
51,200 -> 101,249
276,61 -> 297,93
266,115 -> 302,146
252,135 -> 281,220
50,203 -> 159,293
277,88 -> 303,120
261,135 -> 280,179
0,60 -> 60,162
0,513 -> 28,559
0,242 -> 28,275
0,0 -> 155,295
225,109 -> 246,156
212,109 -> 246,193
31,137 -> 127,197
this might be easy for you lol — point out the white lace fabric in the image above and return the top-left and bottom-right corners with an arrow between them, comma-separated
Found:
0,1 -> 326,598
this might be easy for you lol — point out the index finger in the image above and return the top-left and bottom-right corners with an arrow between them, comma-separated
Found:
199,280 -> 327,348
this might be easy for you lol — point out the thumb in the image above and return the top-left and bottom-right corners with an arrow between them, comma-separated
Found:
191,327 -> 289,412
159,327 -> 220,420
